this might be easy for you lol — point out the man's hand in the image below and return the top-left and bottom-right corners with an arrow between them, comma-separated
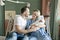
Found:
29,27 -> 39,32
30,24 -> 36,29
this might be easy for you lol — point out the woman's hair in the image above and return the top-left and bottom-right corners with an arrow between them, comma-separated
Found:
33,9 -> 41,16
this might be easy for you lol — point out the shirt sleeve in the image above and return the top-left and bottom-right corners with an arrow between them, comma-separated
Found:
14,16 -> 22,26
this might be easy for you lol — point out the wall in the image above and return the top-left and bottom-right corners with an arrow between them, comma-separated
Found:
53,0 -> 60,40
0,6 -> 5,36
50,0 -> 58,40
5,0 -> 42,14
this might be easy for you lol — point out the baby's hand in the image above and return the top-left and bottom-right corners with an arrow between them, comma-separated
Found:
30,24 -> 36,29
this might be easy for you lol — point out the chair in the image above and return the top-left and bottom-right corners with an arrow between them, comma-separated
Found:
5,16 -> 14,36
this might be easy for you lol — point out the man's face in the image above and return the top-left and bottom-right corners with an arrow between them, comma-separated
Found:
24,8 -> 30,17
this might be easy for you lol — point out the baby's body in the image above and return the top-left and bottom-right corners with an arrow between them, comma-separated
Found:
29,15 -> 45,30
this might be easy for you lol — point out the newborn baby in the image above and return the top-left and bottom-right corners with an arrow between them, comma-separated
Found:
29,15 -> 45,30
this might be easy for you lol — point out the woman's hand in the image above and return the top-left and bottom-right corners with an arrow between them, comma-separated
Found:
39,24 -> 46,28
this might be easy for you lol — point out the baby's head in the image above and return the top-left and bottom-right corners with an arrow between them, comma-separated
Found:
38,15 -> 45,24
38,20 -> 45,25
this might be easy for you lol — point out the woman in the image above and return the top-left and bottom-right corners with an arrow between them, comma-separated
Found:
25,9 -> 52,40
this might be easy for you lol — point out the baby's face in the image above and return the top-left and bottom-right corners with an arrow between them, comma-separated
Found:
39,20 -> 42,22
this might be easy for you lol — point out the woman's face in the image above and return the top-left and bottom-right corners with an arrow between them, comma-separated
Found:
32,11 -> 38,20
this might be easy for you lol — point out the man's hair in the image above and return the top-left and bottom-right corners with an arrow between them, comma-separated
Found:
33,9 -> 40,12
21,6 -> 29,14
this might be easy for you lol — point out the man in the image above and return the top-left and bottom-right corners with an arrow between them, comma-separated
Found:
5,6 -> 39,40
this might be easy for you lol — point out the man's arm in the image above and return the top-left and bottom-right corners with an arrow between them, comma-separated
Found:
15,25 -> 37,34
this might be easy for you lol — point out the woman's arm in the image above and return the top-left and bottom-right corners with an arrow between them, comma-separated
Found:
38,24 -> 46,28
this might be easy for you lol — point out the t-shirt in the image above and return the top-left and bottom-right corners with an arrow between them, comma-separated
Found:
13,15 -> 27,31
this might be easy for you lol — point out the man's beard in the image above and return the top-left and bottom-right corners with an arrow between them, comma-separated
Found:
25,14 -> 29,17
